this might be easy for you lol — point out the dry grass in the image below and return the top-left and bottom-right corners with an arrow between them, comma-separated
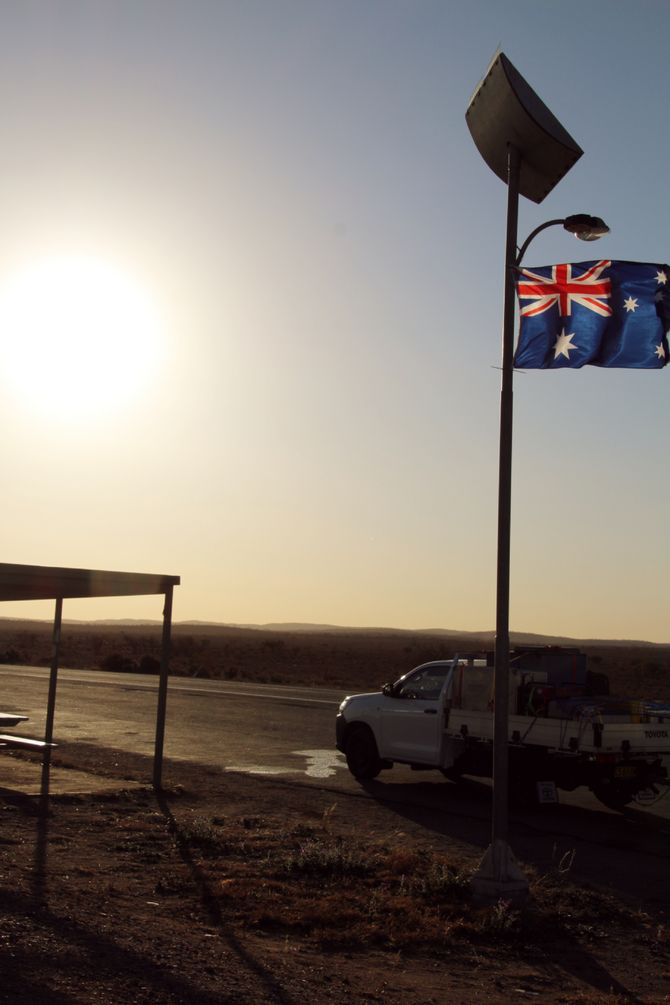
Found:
163,800 -> 664,958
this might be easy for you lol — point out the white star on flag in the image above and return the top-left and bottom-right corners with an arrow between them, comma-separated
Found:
656,343 -> 666,360
656,270 -> 667,285
553,329 -> 578,360
623,296 -> 638,313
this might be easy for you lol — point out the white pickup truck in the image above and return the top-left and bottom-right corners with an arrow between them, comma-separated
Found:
335,650 -> 670,811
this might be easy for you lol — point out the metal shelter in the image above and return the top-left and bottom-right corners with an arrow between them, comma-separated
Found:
0,562 -> 180,788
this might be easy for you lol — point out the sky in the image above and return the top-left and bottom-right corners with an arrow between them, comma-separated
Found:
0,0 -> 669,642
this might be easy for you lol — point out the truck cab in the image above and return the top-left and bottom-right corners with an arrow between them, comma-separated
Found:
336,658 -> 478,778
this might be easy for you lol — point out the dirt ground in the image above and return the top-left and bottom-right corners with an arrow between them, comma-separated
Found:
0,743 -> 668,1005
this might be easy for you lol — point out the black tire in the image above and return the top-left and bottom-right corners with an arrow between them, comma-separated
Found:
345,725 -> 383,780
509,772 -> 540,808
440,766 -> 463,783
591,781 -> 634,812
509,750 -> 542,807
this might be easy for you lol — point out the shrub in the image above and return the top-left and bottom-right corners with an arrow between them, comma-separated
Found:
277,837 -> 373,879
100,653 -> 139,674
139,655 -> 161,675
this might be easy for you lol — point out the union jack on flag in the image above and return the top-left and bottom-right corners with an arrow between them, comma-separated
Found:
518,260 -> 612,319
514,260 -> 670,369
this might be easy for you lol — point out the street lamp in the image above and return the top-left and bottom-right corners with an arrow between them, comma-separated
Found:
516,214 -> 610,266
465,52 -> 609,901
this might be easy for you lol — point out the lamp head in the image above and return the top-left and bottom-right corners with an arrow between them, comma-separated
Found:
563,214 -> 610,242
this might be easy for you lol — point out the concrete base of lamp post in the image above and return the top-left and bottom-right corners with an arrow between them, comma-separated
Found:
470,838 -> 530,905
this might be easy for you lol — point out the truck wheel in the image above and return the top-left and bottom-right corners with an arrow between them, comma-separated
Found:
440,767 -> 463,783
591,782 -> 634,812
509,770 -> 539,807
509,751 -> 541,807
345,725 -> 383,780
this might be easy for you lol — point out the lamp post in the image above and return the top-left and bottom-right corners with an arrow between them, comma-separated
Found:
465,53 -> 608,900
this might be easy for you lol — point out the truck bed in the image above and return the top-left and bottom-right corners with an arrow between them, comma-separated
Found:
447,708 -> 670,755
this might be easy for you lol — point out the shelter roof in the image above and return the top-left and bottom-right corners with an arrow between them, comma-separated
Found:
0,563 -> 180,602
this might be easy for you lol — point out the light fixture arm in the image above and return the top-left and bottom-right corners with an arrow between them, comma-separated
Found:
515,219 -> 565,267
516,214 -> 610,267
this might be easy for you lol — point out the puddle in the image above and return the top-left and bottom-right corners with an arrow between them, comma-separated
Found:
292,749 -> 345,778
225,765 -> 290,776
225,749 -> 345,779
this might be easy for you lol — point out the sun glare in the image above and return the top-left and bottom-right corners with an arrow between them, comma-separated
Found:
0,254 -> 162,419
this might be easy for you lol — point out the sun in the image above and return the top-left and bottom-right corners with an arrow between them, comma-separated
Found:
0,254 -> 162,419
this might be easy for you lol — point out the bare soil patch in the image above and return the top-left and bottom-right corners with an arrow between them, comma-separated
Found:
0,743 -> 668,1005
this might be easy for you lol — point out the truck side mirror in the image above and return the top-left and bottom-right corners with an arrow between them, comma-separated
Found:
382,683 -> 393,697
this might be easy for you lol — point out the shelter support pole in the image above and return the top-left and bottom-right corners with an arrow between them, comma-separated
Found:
153,584 -> 174,790
43,596 -> 63,768
472,144 -> 528,902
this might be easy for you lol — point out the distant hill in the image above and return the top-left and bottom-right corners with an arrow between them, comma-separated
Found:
0,616 -> 665,648
183,622 -> 669,647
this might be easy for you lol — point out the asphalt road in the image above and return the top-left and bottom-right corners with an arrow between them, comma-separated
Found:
1,664 -> 669,907
0,664 -> 343,773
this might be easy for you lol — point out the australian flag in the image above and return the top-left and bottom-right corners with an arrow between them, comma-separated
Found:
513,260 -> 670,369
